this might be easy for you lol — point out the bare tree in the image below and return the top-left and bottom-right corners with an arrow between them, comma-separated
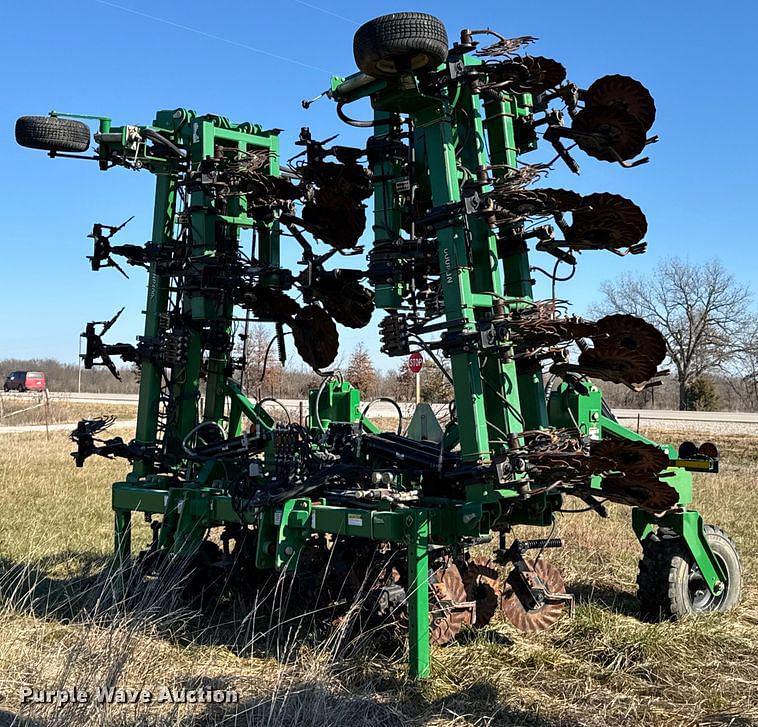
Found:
595,257 -> 751,410
393,359 -> 452,403
723,319 -> 758,410
238,324 -> 283,398
391,362 -> 414,401
346,343 -> 378,397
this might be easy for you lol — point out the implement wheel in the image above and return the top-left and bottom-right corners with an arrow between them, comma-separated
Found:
353,12 -> 448,78
637,525 -> 741,621
15,115 -> 90,153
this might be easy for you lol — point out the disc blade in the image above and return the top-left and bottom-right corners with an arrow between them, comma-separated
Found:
591,438 -> 669,477
429,557 -> 473,645
566,193 -> 647,250
571,105 -> 647,162
461,555 -> 501,628
291,305 -> 339,370
319,280 -> 375,329
500,559 -> 567,632
599,475 -> 679,513
585,74 -> 656,130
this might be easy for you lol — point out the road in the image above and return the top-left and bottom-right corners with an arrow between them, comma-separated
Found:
2,392 -> 757,435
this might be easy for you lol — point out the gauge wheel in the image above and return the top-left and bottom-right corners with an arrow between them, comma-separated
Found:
353,12 -> 448,77
16,115 -> 90,152
637,525 -> 741,621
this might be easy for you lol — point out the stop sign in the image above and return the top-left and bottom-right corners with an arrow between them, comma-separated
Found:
408,351 -> 423,374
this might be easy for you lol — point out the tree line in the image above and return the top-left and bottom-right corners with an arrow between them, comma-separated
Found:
5,256 -> 754,411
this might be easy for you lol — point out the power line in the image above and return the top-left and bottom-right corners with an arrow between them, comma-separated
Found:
291,0 -> 358,25
93,0 -> 333,74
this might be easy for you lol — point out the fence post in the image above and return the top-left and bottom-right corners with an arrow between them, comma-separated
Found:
44,389 -> 50,440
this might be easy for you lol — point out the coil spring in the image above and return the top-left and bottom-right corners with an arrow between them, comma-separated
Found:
275,322 -> 287,365
521,538 -> 563,551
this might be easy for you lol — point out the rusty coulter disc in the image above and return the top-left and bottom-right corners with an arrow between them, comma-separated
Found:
576,314 -> 666,384
571,105 -> 647,162
247,286 -> 301,321
461,554 -> 501,628
585,74 -> 656,130
576,347 -> 660,385
541,187 -> 584,212
591,438 -> 669,477
429,557 -> 474,645
599,474 -> 679,513
588,439 -> 678,513
291,305 -> 339,370
516,55 -> 567,93
593,314 -> 667,366
497,187 -> 582,219
567,193 -> 647,250
318,280 -> 375,329
500,558 -> 567,632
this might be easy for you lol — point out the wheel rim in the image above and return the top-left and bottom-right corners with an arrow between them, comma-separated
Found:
376,52 -> 431,75
688,553 -> 727,611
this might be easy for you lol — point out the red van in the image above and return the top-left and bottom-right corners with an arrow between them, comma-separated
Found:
3,371 -> 47,392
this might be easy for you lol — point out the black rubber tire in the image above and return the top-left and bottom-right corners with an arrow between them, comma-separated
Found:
182,540 -> 224,610
637,525 -> 741,621
353,12 -> 448,78
15,115 -> 90,153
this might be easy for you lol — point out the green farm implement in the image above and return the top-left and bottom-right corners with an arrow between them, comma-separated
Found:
16,12 -> 740,679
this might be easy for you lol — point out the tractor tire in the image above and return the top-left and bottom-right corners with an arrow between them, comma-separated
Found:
15,115 -> 90,153
353,12 -> 448,78
637,525 -> 741,621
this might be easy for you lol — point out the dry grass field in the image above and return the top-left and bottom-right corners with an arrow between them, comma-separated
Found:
0,426 -> 755,726
0,397 -> 137,428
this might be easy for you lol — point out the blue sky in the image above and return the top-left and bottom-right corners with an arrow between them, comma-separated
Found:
1,1 -> 756,373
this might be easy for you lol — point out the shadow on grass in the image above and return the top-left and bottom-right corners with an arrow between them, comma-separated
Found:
0,548 -> 422,667
179,680 -> 583,727
2,682 -> 579,727
569,580 -> 639,617
0,710 -> 46,727
0,553 -> 577,727
0,551 -> 110,622
0,549 -> 645,664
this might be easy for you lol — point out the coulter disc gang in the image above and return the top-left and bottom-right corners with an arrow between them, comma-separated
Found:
515,55 -> 567,94
588,439 -> 678,513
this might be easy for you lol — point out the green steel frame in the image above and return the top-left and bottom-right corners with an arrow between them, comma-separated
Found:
44,39 -> 726,680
